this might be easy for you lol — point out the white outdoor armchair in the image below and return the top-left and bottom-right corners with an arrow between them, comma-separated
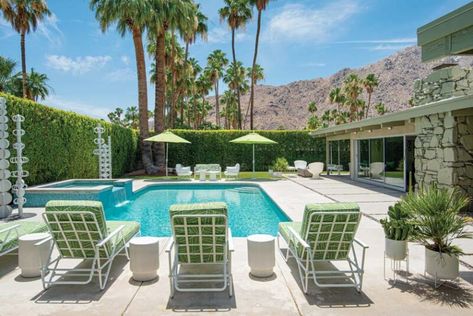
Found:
308,162 -> 324,179
176,164 -> 193,179
224,163 -> 240,179
370,162 -> 384,179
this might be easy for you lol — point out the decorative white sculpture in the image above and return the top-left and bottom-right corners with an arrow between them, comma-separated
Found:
93,124 -> 112,179
0,97 -> 12,219
11,113 -> 28,218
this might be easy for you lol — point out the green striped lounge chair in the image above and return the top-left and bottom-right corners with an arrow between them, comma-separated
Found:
0,221 -> 48,256
39,200 -> 140,290
166,202 -> 234,298
278,203 -> 368,293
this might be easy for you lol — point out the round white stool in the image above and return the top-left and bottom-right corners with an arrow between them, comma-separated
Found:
247,234 -> 275,277
19,232 -> 51,278
198,170 -> 207,181
129,237 -> 160,282
208,171 -> 219,181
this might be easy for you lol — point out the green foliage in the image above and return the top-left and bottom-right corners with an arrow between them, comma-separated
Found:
0,93 -> 139,185
380,202 -> 413,241
272,157 -> 288,172
402,184 -> 472,255
167,129 -> 325,172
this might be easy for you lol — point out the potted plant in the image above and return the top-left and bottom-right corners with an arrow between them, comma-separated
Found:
403,184 -> 472,280
272,157 -> 288,177
380,201 -> 412,260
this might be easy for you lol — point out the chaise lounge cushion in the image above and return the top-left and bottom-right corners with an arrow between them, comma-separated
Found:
0,221 -> 48,253
169,202 -> 228,264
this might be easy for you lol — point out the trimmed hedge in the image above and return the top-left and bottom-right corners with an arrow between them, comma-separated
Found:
168,130 -> 325,171
1,93 -> 139,185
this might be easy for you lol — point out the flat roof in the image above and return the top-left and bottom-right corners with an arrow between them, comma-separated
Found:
310,94 -> 473,138
417,2 -> 473,62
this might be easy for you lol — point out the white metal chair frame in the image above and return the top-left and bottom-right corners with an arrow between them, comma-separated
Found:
166,214 -> 234,298
224,164 -> 240,180
38,211 -> 135,290
278,211 -> 368,294
0,224 -> 20,256
176,164 -> 193,179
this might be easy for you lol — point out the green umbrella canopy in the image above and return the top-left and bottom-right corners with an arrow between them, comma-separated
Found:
230,133 -> 277,144
144,131 -> 190,143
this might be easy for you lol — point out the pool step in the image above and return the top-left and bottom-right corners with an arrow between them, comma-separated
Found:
228,187 -> 260,194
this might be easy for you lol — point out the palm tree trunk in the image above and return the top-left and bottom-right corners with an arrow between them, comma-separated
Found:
215,80 -> 220,127
155,31 -> 166,173
250,10 -> 262,130
185,42 -> 189,62
20,31 -> 28,99
231,28 -> 242,130
131,26 -> 156,174
366,92 -> 371,119
170,34 -> 177,127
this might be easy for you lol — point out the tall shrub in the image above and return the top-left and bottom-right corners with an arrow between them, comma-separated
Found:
168,129 -> 325,171
1,93 -> 139,185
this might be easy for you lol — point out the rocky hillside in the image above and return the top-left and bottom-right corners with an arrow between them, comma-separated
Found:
209,46 -> 473,130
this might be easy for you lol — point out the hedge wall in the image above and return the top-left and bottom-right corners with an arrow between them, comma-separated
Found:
0,93 -> 139,185
168,130 -> 325,171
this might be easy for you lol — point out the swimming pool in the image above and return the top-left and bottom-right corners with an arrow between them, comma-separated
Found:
105,184 -> 289,237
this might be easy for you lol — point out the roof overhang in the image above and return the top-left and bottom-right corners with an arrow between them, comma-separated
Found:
310,94 -> 473,138
417,2 -> 473,62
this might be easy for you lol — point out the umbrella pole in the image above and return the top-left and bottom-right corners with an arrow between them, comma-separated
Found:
165,143 -> 168,177
253,144 -> 255,178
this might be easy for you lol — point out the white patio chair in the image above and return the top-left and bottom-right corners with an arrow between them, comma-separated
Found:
294,160 -> 308,170
370,162 -> 385,179
175,164 -> 193,179
308,162 -> 324,179
224,163 -> 240,179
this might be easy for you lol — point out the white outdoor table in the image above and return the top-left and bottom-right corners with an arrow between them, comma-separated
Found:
247,234 -> 275,277
208,171 -> 219,181
197,170 -> 207,181
129,237 -> 160,282
19,232 -> 51,278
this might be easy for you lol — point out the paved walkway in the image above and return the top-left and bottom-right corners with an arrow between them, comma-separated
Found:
0,177 -> 472,315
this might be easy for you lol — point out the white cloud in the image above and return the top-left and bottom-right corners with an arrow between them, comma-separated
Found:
264,0 -> 360,43
121,55 -> 130,65
207,27 -> 248,44
46,55 -> 112,74
37,13 -> 63,46
337,37 -> 416,44
105,68 -> 135,82
44,95 -> 110,119
369,44 -> 411,51
0,18 -> 15,39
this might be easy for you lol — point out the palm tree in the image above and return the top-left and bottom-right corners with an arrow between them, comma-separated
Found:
0,0 -> 50,99
182,4 -> 207,61
207,49 -> 228,127
27,68 -> 50,101
0,56 -> 16,92
328,87 -> 345,112
90,0 -> 155,173
363,73 -> 379,118
224,61 -> 249,104
244,63 -> 263,127
194,72 -> 212,128
124,106 -> 139,129
108,107 -> 125,126
219,0 -> 252,129
220,90 -> 238,129
248,0 -> 270,130
343,73 -> 363,122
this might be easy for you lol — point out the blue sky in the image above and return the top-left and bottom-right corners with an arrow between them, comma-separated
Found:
1,0 -> 470,119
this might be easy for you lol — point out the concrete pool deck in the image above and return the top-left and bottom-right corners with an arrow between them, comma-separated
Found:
1,176 -> 472,315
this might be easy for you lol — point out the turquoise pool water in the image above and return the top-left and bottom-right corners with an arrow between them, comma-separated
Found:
105,184 -> 289,237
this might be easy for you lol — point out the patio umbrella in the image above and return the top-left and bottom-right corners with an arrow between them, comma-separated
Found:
145,131 -> 190,176
230,133 -> 277,177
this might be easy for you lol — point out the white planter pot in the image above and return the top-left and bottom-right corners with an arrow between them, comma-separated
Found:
385,238 -> 408,260
425,247 -> 459,280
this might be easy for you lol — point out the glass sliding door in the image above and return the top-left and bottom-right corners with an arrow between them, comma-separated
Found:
384,137 -> 404,188
328,140 -> 351,172
356,136 -> 406,190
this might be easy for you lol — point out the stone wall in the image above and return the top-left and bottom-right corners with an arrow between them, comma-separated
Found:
412,65 -> 473,106
415,112 -> 473,205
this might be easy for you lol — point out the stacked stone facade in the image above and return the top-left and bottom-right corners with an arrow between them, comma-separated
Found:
412,65 -> 473,106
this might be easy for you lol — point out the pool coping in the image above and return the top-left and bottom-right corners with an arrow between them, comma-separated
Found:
25,178 -> 133,194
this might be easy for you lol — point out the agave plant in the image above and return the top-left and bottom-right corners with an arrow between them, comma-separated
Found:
402,184 -> 472,255
380,202 -> 413,241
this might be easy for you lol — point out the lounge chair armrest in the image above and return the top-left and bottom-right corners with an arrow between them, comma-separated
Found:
181,166 -> 191,172
97,225 -> 125,247
165,239 -> 174,253
34,235 -> 53,246
0,224 -> 20,235
228,228 -> 234,252
226,167 -> 238,172
353,238 -> 369,249
288,227 -> 310,249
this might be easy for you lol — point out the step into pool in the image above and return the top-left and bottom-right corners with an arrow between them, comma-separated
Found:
106,184 -> 289,237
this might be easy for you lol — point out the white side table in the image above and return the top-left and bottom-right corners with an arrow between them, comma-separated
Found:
208,171 -> 219,181
247,234 -> 275,277
198,170 -> 207,181
129,237 -> 160,282
19,232 -> 51,278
